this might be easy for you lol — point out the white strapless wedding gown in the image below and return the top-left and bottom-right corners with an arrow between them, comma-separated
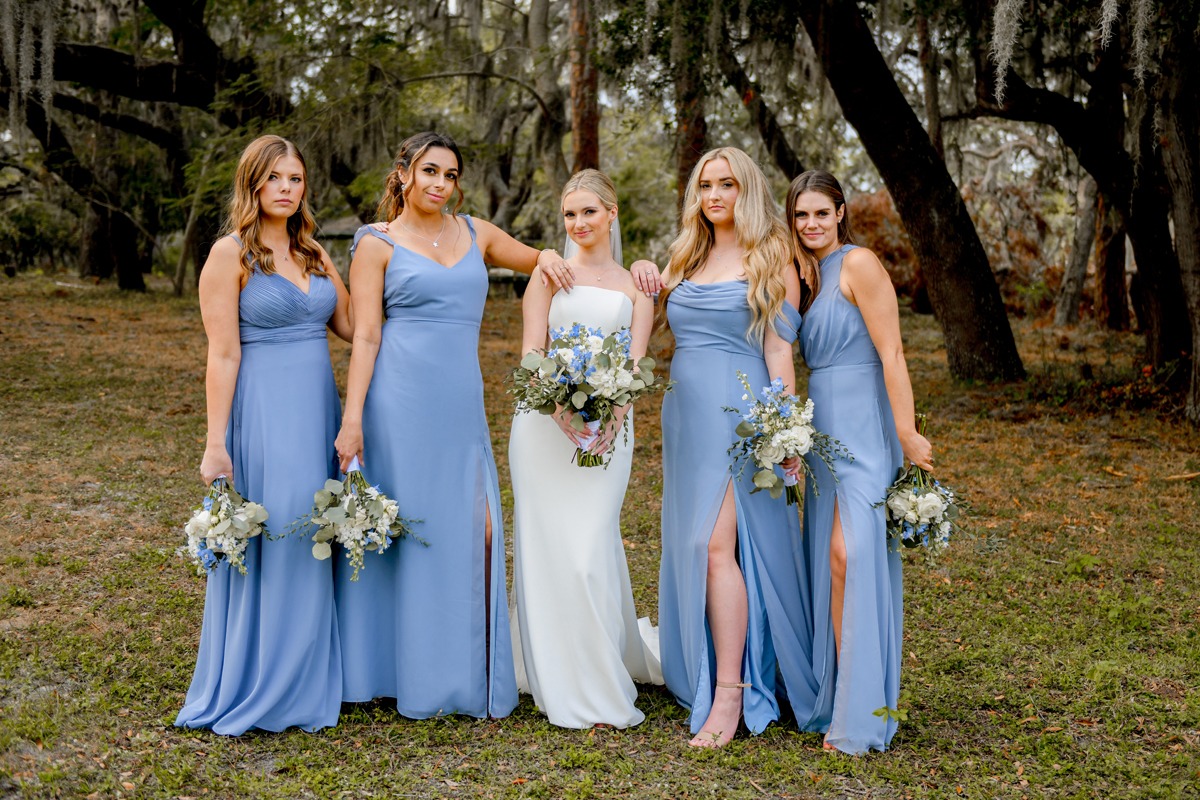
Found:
508,286 -> 663,728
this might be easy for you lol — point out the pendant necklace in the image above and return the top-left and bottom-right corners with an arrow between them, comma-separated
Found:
400,213 -> 448,248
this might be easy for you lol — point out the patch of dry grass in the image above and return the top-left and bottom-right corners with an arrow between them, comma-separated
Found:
1,274 -> 1197,799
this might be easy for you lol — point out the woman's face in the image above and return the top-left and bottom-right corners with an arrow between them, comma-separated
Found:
697,158 -> 738,227
403,146 -> 460,213
258,154 -> 306,221
562,189 -> 616,251
792,190 -> 843,259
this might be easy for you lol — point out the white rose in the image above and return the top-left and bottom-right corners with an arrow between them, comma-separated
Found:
886,493 -> 911,520
185,510 -> 212,536
915,492 -> 945,522
756,442 -> 785,466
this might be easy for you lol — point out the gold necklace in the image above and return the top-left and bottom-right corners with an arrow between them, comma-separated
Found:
399,213 -> 448,248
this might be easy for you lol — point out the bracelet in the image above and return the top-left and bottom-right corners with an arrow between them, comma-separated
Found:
538,248 -> 559,265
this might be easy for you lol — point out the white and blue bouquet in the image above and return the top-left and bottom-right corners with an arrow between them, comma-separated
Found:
181,477 -> 269,576
726,371 -> 849,504
288,457 -> 423,581
510,323 -> 671,467
880,414 -> 961,560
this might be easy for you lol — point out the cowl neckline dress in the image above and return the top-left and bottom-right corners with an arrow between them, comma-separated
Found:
658,279 -> 820,735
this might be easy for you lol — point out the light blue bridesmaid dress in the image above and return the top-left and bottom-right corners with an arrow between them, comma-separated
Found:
177,240 -> 343,735
334,218 -> 517,719
798,243 -> 904,753
658,280 -> 818,736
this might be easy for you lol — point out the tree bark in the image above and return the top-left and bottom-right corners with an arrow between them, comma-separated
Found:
1093,191 -> 1130,331
967,22 -> 1190,369
797,0 -> 1024,381
569,0 -> 599,173
1158,23 -> 1200,422
671,0 -> 709,211
717,33 -> 804,180
1054,174 -> 1098,326
916,12 -> 943,159
529,0 -> 570,194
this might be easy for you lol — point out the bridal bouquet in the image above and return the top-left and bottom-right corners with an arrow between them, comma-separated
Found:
510,323 -> 671,467
879,414 -> 961,560
180,477 -> 269,576
288,457 -> 423,581
725,372 -> 849,504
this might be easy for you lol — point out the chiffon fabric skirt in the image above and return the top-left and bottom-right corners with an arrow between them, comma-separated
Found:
658,280 -> 817,735
176,335 -> 343,735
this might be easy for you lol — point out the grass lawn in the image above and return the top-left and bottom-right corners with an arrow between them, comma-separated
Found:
1,273 -> 1198,799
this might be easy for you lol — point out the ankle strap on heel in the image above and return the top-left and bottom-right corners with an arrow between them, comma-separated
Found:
715,680 -> 751,689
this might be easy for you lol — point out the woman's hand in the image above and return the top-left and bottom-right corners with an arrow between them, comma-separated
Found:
537,249 -> 575,292
900,430 -> 933,472
335,422 -> 364,473
589,407 -> 629,457
781,456 -> 804,479
629,259 -> 662,296
552,408 -> 586,447
200,444 -> 233,486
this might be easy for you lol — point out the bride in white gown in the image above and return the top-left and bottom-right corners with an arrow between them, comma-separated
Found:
508,169 -> 663,728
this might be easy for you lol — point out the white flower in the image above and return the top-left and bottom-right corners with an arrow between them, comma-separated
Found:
757,442 -> 785,466
887,493 -> 912,520
915,492 -> 945,522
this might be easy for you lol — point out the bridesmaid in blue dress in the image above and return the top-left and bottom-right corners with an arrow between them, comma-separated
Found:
658,147 -> 818,747
331,132 -> 592,718
787,170 -> 934,754
178,135 -> 352,735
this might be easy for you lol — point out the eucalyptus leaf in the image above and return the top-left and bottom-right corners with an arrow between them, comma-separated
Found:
540,357 -> 557,374
312,541 -> 333,560
569,414 -> 587,432
753,469 -> 780,490
637,356 -> 656,372
735,420 -> 757,438
314,489 -> 333,506
229,516 -> 250,533
571,391 -> 588,409
213,518 -> 231,535
314,528 -> 336,543
520,351 -> 543,370
325,479 -> 345,495
325,507 -> 348,524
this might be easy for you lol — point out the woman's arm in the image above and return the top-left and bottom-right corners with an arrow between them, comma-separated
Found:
320,245 -> 354,342
197,237 -> 243,484
470,216 -> 575,290
842,247 -> 933,470
763,265 -> 802,393
334,235 -> 390,471
519,266 -> 555,356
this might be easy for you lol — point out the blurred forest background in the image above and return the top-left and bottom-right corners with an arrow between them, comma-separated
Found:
1,0 -> 1199,418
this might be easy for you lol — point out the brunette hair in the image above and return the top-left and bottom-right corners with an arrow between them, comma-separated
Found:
785,170 -> 855,312
221,135 -> 323,278
377,132 -> 466,221
657,147 -> 791,343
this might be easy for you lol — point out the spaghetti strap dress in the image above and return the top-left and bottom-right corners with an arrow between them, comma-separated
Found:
797,243 -> 904,753
334,217 -> 518,718
177,240 -> 343,735
658,279 -> 819,735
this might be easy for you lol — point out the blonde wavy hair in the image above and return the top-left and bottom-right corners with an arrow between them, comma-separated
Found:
377,132 -> 466,222
657,147 -> 791,343
561,168 -> 618,210
222,135 -> 323,278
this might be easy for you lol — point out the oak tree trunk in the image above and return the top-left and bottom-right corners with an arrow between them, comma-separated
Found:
798,0 -> 1024,381
1054,175 -> 1098,326
569,0 -> 599,173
